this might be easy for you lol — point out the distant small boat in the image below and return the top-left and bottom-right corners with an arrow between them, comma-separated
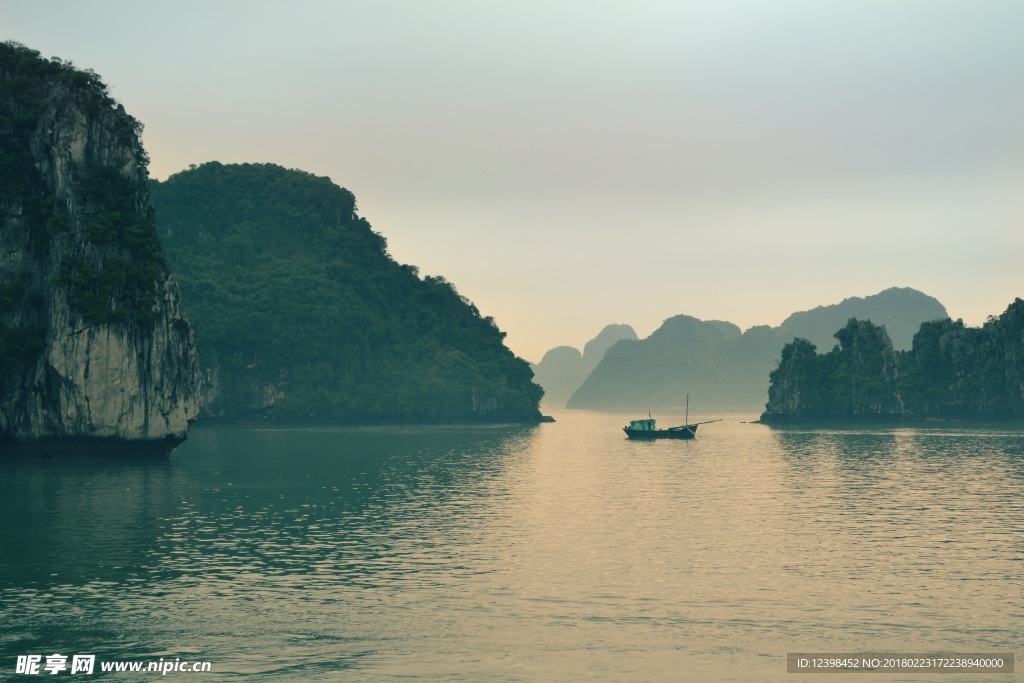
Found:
623,394 -> 720,440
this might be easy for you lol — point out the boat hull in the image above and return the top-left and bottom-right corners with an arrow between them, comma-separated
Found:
623,424 -> 698,440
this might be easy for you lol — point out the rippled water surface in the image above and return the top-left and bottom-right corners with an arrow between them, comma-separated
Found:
2,412 -> 1022,680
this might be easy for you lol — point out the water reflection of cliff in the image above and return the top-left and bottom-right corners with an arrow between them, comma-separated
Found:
1,424 -> 537,596
0,457 -> 192,588
147,424 -> 539,590
769,425 -> 901,469
769,424 -> 1024,514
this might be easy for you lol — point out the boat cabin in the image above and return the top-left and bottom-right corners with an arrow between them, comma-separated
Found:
627,418 -> 657,432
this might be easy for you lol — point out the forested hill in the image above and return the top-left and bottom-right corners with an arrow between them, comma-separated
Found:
761,299 -> 1024,422
150,162 -> 542,422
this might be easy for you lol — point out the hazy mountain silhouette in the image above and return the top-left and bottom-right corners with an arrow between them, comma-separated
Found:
566,288 -> 948,412
531,346 -> 588,409
777,287 -> 948,351
532,324 -> 637,407
583,324 -> 638,369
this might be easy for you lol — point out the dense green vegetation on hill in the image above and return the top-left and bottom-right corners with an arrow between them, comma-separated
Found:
762,299 -> 1024,422
762,319 -> 902,421
1,42 -> 166,362
150,162 -> 542,422
1,42 -> 120,199
897,300 -> 1024,418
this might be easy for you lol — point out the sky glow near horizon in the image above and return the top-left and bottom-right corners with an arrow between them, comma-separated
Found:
4,0 -> 1022,362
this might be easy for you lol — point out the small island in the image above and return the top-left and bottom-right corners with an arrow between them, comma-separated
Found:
760,299 -> 1024,423
1,40 -> 545,460
150,162 -> 543,424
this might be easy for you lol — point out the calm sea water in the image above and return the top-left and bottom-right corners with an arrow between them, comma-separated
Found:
2,411 -> 1022,681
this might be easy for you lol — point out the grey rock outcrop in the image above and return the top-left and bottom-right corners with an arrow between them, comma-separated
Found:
758,338 -> 819,419
760,300 -> 1024,423
761,318 -> 904,422
1,42 -> 199,453
900,299 -> 1024,419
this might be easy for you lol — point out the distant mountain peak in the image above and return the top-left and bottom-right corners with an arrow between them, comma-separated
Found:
566,287 -> 950,412
779,287 -> 947,351
532,324 -> 637,408
583,324 -> 637,369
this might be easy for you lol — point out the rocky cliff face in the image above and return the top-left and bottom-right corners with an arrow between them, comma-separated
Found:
832,318 -> 904,417
0,42 -> 199,453
762,301 -> 1024,422
998,300 -> 1024,416
759,338 -> 820,420
900,299 -> 1024,419
761,318 -> 903,422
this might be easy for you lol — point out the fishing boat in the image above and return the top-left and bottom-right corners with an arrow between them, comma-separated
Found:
623,394 -> 720,440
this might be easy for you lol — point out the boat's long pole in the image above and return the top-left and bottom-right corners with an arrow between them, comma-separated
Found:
685,393 -> 689,426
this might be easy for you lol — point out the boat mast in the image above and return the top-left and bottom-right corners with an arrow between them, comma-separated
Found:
685,393 -> 689,426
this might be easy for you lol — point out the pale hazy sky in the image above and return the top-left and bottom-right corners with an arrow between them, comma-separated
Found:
4,1 -> 1022,362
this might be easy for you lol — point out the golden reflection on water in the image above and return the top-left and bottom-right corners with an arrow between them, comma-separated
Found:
1,415 -> 1022,680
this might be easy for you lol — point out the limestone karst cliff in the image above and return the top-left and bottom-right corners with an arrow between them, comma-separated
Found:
898,299 -> 1024,419
760,300 -> 1024,422
761,318 -> 903,422
0,42 -> 199,453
